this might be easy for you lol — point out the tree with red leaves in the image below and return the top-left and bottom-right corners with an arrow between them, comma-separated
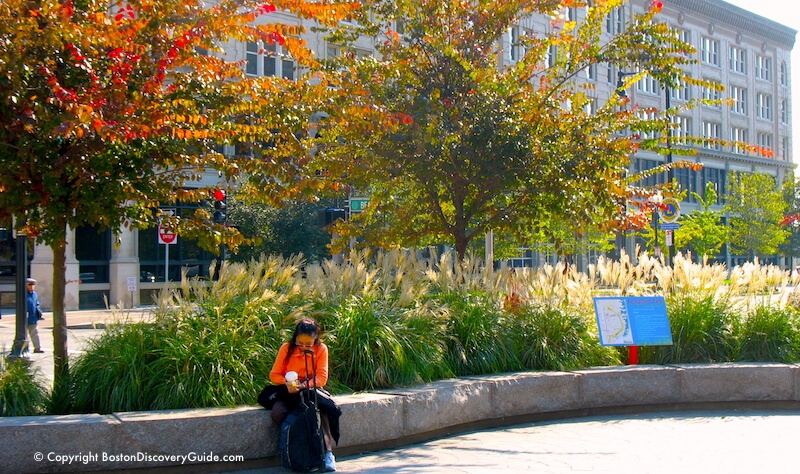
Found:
0,0 -> 358,403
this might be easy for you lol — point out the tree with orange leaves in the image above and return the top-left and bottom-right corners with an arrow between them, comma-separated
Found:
314,0 -> 739,261
0,0 -> 358,403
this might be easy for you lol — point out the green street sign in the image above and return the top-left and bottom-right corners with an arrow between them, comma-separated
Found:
350,198 -> 369,212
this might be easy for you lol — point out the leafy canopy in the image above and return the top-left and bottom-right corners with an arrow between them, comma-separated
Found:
0,0 -> 359,397
727,172 -> 788,259
316,0 -> 716,259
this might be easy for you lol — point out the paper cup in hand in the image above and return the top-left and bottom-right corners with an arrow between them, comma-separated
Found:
285,371 -> 297,384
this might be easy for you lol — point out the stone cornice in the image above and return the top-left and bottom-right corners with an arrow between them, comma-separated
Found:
667,0 -> 797,47
691,148 -> 797,169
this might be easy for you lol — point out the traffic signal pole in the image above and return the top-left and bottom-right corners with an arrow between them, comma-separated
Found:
9,230 -> 28,358
212,189 -> 228,274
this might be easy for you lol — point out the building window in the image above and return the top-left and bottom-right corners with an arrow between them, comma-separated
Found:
636,75 -> 660,95
757,132 -> 773,153
138,203 -> 217,282
702,82 -> 721,107
584,97 -> 599,115
606,63 -> 617,85
327,45 -> 371,62
756,93 -> 773,120
780,61 -> 788,87
246,41 -> 295,80
509,26 -> 520,62
702,121 -> 721,150
76,226 -> 111,284
730,86 -> 747,115
781,99 -> 789,124
674,167 -> 696,203
730,127 -> 748,154
636,109 -> 660,139
702,168 -> 727,204
507,27 -> 533,63
672,27 -> 691,57
669,78 -> 691,101
0,223 -> 23,284
634,158 -> 666,187
755,55 -> 772,81
546,45 -> 558,68
701,37 -> 719,66
729,46 -> 746,74
586,63 -> 597,81
606,7 -> 624,34
672,115 -> 692,141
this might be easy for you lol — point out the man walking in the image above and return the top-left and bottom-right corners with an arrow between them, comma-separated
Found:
25,278 -> 44,353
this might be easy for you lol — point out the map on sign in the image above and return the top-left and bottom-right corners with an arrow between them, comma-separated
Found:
593,296 -> 673,346
594,298 -> 633,345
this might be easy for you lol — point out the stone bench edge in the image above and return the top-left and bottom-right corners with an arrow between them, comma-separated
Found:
3,363 -> 799,473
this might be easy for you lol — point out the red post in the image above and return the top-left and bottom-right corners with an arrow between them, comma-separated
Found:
628,345 -> 639,365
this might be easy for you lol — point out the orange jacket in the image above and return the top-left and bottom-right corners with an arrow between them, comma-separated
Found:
270,342 -> 329,388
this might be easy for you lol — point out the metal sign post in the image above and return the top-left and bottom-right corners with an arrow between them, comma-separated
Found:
158,209 -> 177,282
660,198 -> 681,267
126,276 -> 137,308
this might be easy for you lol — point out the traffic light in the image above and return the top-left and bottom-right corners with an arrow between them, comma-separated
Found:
212,189 -> 227,224
318,208 -> 346,227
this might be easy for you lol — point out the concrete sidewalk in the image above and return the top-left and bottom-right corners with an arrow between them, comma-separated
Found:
231,408 -> 800,473
0,306 -> 154,385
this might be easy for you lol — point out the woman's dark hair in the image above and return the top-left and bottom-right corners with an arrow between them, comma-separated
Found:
284,318 -> 321,363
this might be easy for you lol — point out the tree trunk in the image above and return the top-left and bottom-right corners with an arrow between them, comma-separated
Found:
50,224 -> 70,409
455,230 -> 468,262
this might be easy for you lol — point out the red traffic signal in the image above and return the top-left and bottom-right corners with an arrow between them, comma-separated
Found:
212,189 -> 227,224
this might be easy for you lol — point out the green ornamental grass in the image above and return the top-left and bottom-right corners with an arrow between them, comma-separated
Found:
639,295 -> 735,364
440,292 -> 523,376
0,357 -> 49,416
327,295 -> 450,391
13,251 -> 800,416
735,305 -> 800,362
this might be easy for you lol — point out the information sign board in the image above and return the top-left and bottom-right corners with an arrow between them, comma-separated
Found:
593,296 -> 673,346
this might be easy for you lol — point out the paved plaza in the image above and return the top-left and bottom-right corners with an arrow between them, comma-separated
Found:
0,306 -> 153,385
237,408 -> 800,473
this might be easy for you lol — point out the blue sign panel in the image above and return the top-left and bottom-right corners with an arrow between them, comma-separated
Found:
593,296 -> 673,346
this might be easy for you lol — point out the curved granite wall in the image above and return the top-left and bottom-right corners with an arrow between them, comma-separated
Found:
3,363 -> 799,473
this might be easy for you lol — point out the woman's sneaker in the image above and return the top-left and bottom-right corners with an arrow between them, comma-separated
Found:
324,451 -> 336,472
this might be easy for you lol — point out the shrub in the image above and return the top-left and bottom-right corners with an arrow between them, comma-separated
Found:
0,358 -> 49,416
512,305 -> 618,371
439,292 -> 523,376
65,250 -> 800,413
328,296 -> 450,391
70,322 -> 162,413
734,306 -> 800,362
70,305 -> 285,414
639,296 -> 735,364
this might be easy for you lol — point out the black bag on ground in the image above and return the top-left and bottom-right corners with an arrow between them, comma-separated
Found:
278,351 -> 326,472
